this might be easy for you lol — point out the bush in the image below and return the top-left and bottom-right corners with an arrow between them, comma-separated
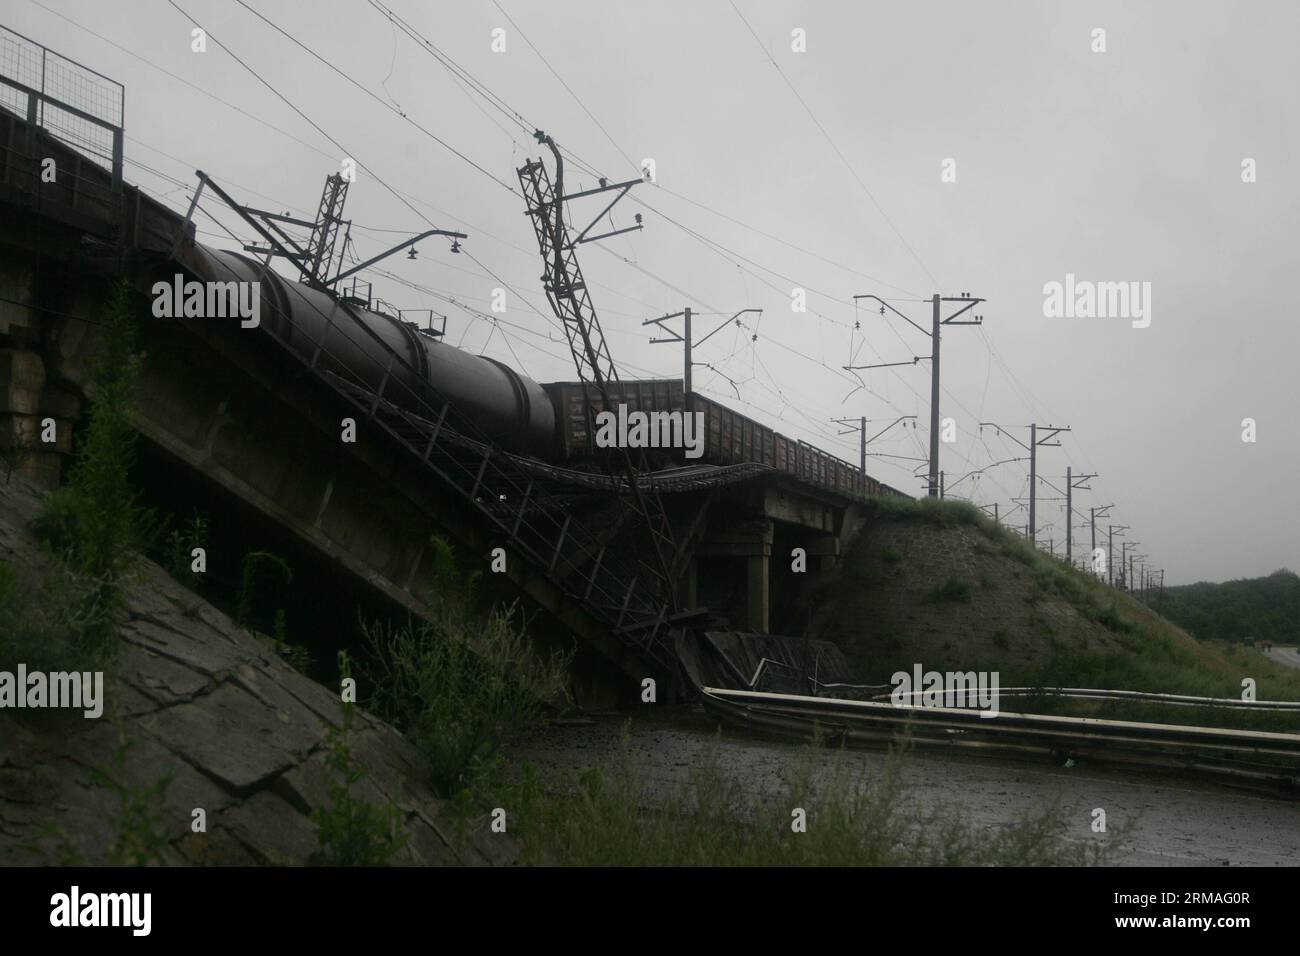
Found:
31,280 -> 151,660
362,536 -> 571,797
34,281 -> 150,579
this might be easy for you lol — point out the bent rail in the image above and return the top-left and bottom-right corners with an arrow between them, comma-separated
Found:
701,686 -> 1300,786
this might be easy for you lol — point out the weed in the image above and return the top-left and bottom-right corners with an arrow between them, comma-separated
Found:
34,281 -> 151,581
361,536 -> 571,798
310,651 -> 408,866
0,560 -> 114,676
508,727 -> 1112,866
90,729 -> 175,866
286,642 -> 313,675
235,551 -> 292,629
272,608 -> 287,652
30,281 -> 152,660
165,512 -> 208,585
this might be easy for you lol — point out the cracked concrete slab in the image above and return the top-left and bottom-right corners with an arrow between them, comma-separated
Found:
0,472 -> 514,866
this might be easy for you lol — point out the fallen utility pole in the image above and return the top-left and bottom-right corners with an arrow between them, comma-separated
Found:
518,131 -> 677,619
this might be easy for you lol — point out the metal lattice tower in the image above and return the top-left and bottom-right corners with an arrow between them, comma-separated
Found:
518,155 -> 618,388
518,133 -> 678,614
304,172 -> 349,284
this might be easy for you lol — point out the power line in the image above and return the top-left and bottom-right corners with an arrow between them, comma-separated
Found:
228,0 -> 520,197
726,0 -> 940,290
229,0 -> 949,466
110,1 -> 1096,518
29,0 -> 339,164
489,0 -> 640,174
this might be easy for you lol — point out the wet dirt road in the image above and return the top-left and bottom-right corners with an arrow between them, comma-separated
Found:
513,713 -> 1300,866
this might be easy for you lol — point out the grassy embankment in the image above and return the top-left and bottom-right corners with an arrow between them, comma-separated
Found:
857,496 -> 1300,732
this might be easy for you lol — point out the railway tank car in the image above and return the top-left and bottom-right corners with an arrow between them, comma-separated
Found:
180,245 -> 556,455
171,239 -> 906,499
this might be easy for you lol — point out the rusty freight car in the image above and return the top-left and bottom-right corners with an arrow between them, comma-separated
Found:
541,380 -> 908,500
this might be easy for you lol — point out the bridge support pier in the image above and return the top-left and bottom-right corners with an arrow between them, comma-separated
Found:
805,535 -> 840,573
0,347 -> 79,487
746,553 -> 769,634
698,518 -> 773,634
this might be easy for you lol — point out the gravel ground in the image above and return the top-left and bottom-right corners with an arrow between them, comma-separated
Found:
512,712 -> 1300,866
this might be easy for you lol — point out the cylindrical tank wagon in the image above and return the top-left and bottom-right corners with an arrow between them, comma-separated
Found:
183,246 -> 556,455
173,241 -> 906,499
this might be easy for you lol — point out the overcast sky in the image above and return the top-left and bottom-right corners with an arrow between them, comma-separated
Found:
8,0 -> 1297,585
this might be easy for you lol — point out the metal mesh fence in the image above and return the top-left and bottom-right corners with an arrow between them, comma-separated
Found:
0,25 -> 123,178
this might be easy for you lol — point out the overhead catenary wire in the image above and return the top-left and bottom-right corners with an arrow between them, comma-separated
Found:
42,0 -> 1137,543
170,0 -> 933,441
49,0 -> 975,452
725,0 -> 941,291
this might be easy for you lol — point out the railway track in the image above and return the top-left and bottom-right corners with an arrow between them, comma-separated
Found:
700,686 -> 1300,791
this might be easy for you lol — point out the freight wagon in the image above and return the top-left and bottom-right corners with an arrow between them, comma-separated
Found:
173,243 -> 910,504
541,380 -> 909,500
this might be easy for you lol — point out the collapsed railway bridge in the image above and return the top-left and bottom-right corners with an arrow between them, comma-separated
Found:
0,33 -> 908,703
